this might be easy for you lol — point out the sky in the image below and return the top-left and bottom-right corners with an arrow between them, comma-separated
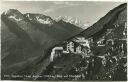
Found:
1,1 -> 124,26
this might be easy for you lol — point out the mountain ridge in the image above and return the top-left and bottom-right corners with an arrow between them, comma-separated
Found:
1,9 -> 83,76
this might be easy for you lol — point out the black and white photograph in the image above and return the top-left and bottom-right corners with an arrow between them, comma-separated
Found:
1,0 -> 127,81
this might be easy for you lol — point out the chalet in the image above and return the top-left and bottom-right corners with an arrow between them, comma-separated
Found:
106,39 -> 114,45
97,38 -> 105,46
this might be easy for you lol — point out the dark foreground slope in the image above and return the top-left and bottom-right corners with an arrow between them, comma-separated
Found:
36,3 -> 127,81
1,9 -> 83,80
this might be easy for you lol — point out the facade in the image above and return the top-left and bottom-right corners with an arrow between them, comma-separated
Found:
76,45 -> 82,53
67,41 -> 74,52
50,46 -> 63,61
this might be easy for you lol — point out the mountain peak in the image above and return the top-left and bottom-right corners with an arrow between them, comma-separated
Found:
2,9 -> 24,22
54,16 -> 90,29
3,9 -> 21,16
24,13 -> 54,25
54,16 -> 81,24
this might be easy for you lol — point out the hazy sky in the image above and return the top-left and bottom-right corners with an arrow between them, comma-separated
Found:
1,1 -> 123,25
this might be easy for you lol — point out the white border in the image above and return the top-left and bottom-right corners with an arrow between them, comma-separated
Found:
0,0 -> 128,82
1,0 -> 128,2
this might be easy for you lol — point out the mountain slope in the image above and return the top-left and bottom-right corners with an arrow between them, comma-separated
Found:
79,3 -> 126,39
1,9 -> 83,79
35,3 -> 127,81
86,3 -> 127,56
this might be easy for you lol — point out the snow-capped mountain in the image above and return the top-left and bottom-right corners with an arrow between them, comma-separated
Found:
53,16 -> 89,29
25,13 -> 54,25
1,9 -> 84,79
81,24 -> 91,29
3,9 -> 24,22
8,15 -> 22,21
55,16 -> 80,24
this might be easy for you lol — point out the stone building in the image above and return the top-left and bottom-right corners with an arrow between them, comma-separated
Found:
50,36 -> 91,61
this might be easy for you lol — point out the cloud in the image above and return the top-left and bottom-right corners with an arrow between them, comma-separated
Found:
53,1 -> 65,5
44,8 -> 54,13
64,2 -> 82,6
53,1 -> 83,6
44,1 -> 83,14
